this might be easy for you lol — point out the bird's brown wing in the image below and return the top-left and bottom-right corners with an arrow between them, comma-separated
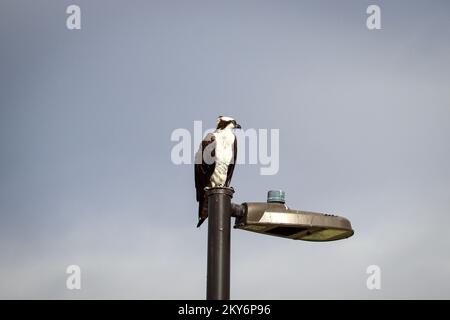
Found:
195,133 -> 216,226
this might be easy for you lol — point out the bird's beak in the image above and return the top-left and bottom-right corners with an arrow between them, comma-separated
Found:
235,123 -> 242,129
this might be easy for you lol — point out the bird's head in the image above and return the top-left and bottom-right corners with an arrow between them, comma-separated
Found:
216,116 -> 242,130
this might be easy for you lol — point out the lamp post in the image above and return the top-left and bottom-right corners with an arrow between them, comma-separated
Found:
206,187 -> 234,300
204,187 -> 354,300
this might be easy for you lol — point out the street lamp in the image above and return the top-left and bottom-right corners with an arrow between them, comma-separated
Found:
234,190 -> 354,242
205,188 -> 354,300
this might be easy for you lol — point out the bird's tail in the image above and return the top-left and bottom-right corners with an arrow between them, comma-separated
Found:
196,218 -> 205,228
197,200 -> 208,228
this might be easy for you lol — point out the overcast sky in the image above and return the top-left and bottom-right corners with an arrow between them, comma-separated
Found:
1,0 -> 450,299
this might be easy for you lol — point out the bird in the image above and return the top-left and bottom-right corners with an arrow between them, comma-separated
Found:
195,116 -> 241,228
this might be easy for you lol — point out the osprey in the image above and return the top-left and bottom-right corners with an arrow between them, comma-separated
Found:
195,116 -> 241,227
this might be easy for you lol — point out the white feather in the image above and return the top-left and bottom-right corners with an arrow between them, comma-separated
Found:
210,128 -> 235,187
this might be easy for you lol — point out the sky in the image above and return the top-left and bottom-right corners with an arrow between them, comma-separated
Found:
0,0 -> 450,299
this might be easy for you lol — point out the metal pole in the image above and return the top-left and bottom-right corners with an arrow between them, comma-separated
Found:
206,187 -> 234,300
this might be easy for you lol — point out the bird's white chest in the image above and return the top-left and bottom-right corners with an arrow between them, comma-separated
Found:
210,130 -> 235,187
213,131 -> 234,164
